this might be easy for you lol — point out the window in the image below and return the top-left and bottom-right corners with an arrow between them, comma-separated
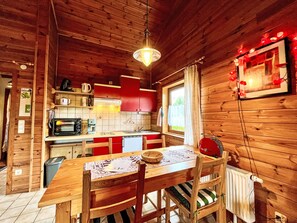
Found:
162,80 -> 184,135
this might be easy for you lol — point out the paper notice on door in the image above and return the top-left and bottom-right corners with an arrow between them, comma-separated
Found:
19,88 -> 32,117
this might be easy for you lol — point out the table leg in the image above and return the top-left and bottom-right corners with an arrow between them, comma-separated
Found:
157,190 -> 162,223
56,201 -> 71,223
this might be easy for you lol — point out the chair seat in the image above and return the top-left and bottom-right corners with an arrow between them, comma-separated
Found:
167,181 -> 217,210
94,206 -> 135,223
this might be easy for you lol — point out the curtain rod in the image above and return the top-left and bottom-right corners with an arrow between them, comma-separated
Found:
152,56 -> 205,85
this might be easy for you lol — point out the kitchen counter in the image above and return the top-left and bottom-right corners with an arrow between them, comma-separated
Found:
44,130 -> 161,142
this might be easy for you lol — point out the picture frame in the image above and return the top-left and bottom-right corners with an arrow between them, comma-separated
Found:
237,39 -> 290,99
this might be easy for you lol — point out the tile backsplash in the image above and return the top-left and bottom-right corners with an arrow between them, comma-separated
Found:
54,106 -> 151,133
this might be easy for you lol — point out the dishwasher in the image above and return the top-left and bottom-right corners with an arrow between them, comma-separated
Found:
122,136 -> 143,153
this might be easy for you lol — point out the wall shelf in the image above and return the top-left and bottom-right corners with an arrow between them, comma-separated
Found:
52,88 -> 94,109
52,88 -> 93,96
52,104 -> 93,109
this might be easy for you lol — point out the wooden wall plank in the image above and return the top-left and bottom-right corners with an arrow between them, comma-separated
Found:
153,0 -> 297,222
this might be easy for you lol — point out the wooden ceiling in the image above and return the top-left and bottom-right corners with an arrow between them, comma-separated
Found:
52,0 -> 184,53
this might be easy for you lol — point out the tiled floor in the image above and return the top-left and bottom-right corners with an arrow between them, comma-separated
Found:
0,167 -> 6,195
0,188 -> 55,223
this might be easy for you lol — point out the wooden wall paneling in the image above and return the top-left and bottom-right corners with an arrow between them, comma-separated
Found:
57,36 -> 150,88
40,2 -> 59,188
1,0 -> 37,194
6,71 -> 18,194
52,0 -> 176,53
153,0 -> 297,221
32,0 -> 52,191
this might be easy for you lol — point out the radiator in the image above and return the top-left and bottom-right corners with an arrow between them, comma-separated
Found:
226,165 -> 255,223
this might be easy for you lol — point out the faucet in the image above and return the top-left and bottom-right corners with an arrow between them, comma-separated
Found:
136,126 -> 144,132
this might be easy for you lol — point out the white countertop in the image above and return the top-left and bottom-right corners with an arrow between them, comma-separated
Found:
44,131 -> 161,142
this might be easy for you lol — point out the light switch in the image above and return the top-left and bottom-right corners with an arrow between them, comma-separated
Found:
18,120 -> 25,133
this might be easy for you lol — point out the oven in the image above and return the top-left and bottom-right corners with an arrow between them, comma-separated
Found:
52,118 -> 81,136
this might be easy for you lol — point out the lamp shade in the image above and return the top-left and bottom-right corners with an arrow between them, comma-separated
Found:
133,47 -> 161,67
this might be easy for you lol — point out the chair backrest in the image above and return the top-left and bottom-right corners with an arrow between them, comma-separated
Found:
81,138 -> 112,157
82,162 -> 146,223
143,135 -> 166,150
190,151 -> 228,213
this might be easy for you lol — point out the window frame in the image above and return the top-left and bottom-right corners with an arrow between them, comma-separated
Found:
162,79 -> 184,136
168,83 -> 184,134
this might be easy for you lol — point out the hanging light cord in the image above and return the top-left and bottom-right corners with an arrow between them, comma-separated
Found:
144,0 -> 150,46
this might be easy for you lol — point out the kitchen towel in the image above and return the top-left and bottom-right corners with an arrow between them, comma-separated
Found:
157,107 -> 163,126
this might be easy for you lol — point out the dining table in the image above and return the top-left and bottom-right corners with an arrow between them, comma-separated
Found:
38,145 -> 225,223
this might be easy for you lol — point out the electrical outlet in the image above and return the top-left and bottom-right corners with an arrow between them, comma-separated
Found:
275,211 -> 287,223
15,169 -> 22,176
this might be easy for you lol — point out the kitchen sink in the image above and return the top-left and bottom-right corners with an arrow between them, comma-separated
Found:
99,131 -> 115,135
121,130 -> 154,134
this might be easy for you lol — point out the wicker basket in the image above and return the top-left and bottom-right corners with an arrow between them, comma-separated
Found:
141,151 -> 163,163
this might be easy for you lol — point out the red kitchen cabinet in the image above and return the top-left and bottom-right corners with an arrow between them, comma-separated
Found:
120,76 -> 140,112
93,137 -> 109,155
94,83 -> 121,99
112,136 -> 122,153
143,134 -> 162,149
139,89 -> 157,112
120,75 -> 157,112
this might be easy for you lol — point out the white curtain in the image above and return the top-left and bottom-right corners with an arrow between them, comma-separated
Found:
183,64 -> 202,147
168,104 -> 184,127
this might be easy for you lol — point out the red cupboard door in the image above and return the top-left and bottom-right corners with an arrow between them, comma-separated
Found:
93,137 -> 109,156
94,84 -> 121,99
144,134 -> 162,149
112,137 -> 122,153
120,76 -> 140,112
139,89 -> 157,112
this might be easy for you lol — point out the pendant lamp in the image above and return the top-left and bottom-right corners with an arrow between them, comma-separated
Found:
133,0 -> 161,67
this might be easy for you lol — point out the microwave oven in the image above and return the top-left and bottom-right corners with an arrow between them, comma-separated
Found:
52,118 -> 81,136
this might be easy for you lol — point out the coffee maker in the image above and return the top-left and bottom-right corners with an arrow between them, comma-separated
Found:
87,119 -> 96,134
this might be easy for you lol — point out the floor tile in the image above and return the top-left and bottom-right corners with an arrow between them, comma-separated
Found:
0,209 -> 6,218
0,216 -> 18,223
10,197 -> 31,208
0,201 -> 12,211
21,203 -> 40,215
15,211 -> 39,223
28,195 -> 43,205
0,206 -> 25,220
19,191 -> 37,199
0,193 -> 20,203
35,217 -> 54,223
34,206 -> 55,221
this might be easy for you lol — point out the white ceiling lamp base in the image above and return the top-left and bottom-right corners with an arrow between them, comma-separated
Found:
133,0 -> 161,67
133,47 -> 161,67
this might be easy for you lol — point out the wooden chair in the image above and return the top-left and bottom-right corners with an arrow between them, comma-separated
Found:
82,162 -> 146,223
143,135 -> 166,150
165,151 -> 229,223
143,135 -> 166,220
78,139 -> 112,158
